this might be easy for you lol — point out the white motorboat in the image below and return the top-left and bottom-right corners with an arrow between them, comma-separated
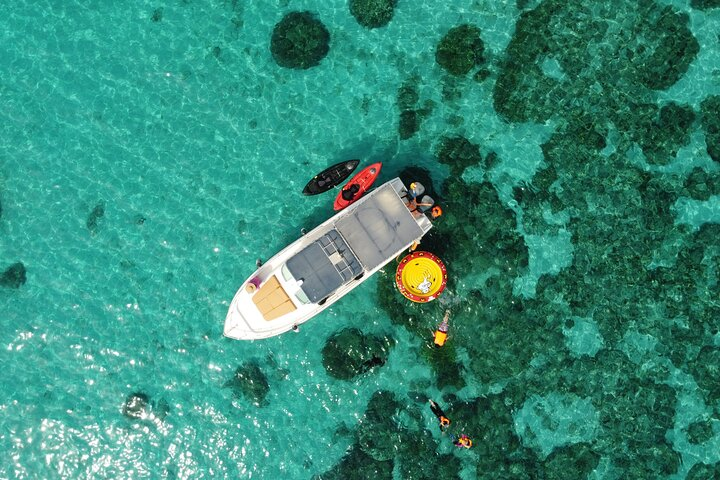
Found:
223,177 -> 435,340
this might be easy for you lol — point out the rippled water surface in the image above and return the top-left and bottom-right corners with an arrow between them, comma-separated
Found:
1,1 -> 720,479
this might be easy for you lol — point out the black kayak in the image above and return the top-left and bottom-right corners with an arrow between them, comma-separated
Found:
302,159 -> 360,195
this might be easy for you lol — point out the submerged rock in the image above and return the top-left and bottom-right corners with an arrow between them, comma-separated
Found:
122,392 -> 150,419
349,0 -> 398,29
225,361 -> 270,405
321,328 -> 395,381
270,11 -> 330,70
0,262 -> 27,288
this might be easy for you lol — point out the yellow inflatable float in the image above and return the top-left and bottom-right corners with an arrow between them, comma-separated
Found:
395,251 -> 447,302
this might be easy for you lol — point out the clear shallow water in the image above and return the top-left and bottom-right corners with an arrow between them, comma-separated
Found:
1,1 -> 720,479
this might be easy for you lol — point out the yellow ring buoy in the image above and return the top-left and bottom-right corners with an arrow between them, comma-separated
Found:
395,251 -> 447,302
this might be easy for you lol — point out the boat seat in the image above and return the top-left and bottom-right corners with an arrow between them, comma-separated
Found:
252,276 -> 297,321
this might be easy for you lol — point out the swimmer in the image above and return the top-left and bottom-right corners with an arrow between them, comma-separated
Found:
429,399 -> 451,431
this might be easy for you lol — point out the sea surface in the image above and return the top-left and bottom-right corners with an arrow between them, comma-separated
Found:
1,1 -> 720,479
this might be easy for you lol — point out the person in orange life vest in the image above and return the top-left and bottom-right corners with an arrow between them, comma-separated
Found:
451,433 -> 473,449
429,399 -> 451,431
433,310 -> 451,348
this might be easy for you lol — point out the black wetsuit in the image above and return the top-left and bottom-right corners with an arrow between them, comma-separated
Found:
429,400 -> 447,420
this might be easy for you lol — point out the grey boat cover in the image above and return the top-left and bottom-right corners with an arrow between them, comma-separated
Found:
285,182 -> 423,303
336,182 -> 424,271
286,230 -> 362,303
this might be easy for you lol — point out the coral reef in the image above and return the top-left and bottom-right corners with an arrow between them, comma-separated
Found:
700,95 -> 720,162
225,361 -> 270,405
396,81 -> 434,140
684,166 -> 720,201
436,135 -> 483,177
330,0 -> 710,477
321,328 -> 395,381
435,25 -> 485,76
316,390 -> 461,479
356,391 -> 403,461
691,0 -> 720,9
687,462 -> 720,480
493,1 -> 699,123
86,200 -> 105,233
313,444 -> 393,480
270,12 -> 330,69
1,262 -> 27,288
349,0 -> 398,29
685,417 -> 715,445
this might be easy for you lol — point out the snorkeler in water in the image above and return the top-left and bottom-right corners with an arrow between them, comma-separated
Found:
450,433 -> 473,449
429,399 -> 451,431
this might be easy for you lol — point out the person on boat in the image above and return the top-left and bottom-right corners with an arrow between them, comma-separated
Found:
341,183 -> 360,201
429,399 -> 451,431
408,182 -> 424,200
451,434 -> 473,449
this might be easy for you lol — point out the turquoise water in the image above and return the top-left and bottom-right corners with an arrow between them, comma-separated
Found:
1,0 -> 720,479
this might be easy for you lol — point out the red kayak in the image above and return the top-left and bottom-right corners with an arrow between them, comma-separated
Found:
333,163 -> 382,210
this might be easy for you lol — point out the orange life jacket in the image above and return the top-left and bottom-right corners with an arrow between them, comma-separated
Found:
434,330 -> 448,347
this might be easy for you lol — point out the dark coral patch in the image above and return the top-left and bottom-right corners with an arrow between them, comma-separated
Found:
270,11 -> 330,69
356,391 -> 403,461
684,167 -> 720,201
493,2 -> 699,123
151,8 -> 163,22
689,346 -> 720,403
87,200 -> 105,233
1,262 -> 27,289
321,328 -> 394,381
225,361 -> 270,405
435,24 -> 485,76
691,0 -> 720,9
315,444 -> 393,479
700,95 -> 720,162
349,0 -> 398,29
122,392 -> 150,419
398,110 -> 418,140
634,6 -> 699,91
630,102 -> 695,165
688,462 -> 720,480
436,135 -> 483,177
685,418 -> 715,445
